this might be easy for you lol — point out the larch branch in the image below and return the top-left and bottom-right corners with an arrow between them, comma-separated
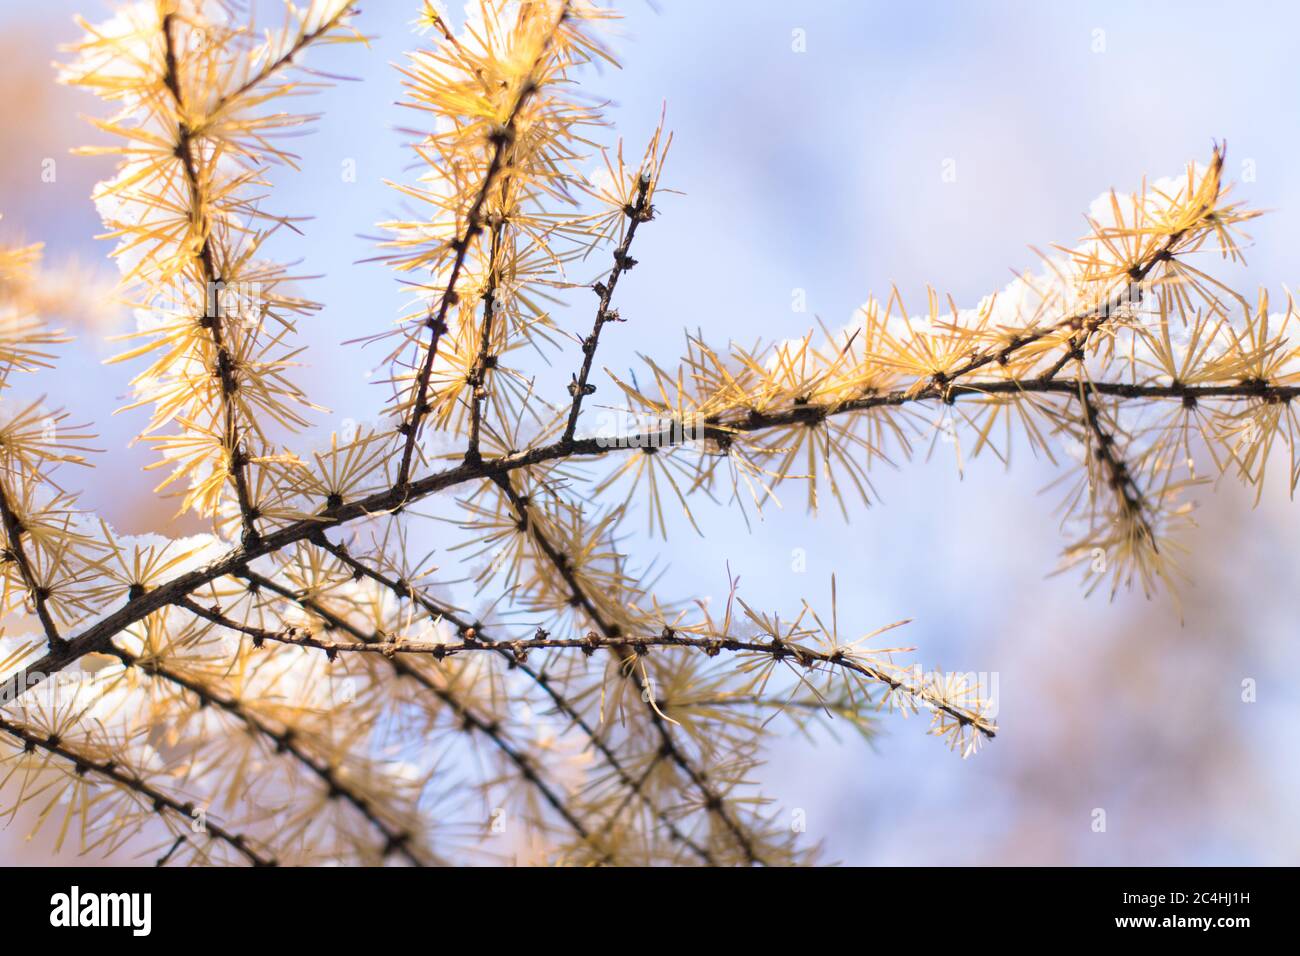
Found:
465,223 -> 505,464
0,713 -> 273,866
161,12 -> 261,547
114,612 -> 435,866
397,2 -> 572,485
211,2 -> 360,116
236,566 -> 609,859
298,532 -> 715,862
1078,383 -> 1159,548
0,481 -> 64,654
183,618 -> 997,739
561,174 -> 653,443
10,375 -> 1294,709
492,473 -> 769,865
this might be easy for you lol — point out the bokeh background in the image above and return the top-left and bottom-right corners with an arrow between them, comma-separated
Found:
2,0 -> 1298,865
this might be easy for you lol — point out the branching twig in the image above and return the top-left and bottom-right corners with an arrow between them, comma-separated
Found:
211,3 -> 360,116
178,615 -> 996,738
396,3 -> 572,484
949,197 -> 1213,390
42,0 -> 1263,871
11,375 -> 1293,707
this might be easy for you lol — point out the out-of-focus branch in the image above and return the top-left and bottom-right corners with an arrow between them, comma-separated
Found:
114,613 -> 435,866
0,482 -> 64,653
492,473 -> 770,865
308,532 -> 714,860
0,713 -> 273,866
235,566 -> 607,859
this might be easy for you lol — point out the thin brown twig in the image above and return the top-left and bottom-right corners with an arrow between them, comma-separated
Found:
465,223 -> 505,463
211,2 -> 360,116
175,612 -> 995,738
561,175 -> 652,444
1078,384 -> 1158,548
946,194 -> 1212,390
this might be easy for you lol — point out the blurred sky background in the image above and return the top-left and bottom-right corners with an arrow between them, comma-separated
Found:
2,0 -> 1299,865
